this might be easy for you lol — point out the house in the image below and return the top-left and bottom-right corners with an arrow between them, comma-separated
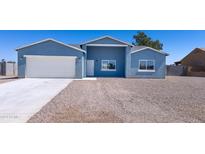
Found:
175,48 -> 205,77
16,36 -> 168,78
0,59 -> 17,76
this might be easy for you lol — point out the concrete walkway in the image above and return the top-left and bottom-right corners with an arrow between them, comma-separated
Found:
0,78 -> 72,122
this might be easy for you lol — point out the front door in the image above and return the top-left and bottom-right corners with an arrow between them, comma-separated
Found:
86,60 -> 94,76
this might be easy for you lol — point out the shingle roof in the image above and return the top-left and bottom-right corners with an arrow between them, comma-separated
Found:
130,46 -> 147,52
176,48 -> 205,63
16,38 -> 86,53
81,35 -> 133,46
68,44 -> 82,50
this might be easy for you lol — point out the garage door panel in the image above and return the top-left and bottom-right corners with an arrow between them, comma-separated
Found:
26,56 -> 76,78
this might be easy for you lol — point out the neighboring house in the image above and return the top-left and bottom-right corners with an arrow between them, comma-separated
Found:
0,60 -> 17,76
16,36 -> 169,78
175,48 -> 205,77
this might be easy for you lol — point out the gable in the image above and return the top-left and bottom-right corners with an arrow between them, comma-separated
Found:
17,40 -> 68,52
130,46 -> 169,56
89,37 -> 126,45
130,48 -> 166,69
16,39 -> 85,53
131,48 -> 166,58
81,36 -> 132,46
17,40 -> 84,57
181,48 -> 205,66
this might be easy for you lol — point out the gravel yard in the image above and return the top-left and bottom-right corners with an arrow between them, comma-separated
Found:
28,76 -> 205,123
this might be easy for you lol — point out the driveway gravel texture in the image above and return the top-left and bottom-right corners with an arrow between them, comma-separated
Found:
28,76 -> 205,123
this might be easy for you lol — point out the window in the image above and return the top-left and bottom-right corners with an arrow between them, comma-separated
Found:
101,60 -> 116,71
139,60 -> 155,72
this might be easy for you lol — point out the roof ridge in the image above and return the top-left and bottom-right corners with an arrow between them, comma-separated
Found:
16,38 -> 85,53
130,46 -> 169,56
80,35 -> 133,46
199,48 -> 205,51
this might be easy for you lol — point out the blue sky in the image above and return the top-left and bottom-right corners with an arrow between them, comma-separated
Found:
0,30 -> 205,64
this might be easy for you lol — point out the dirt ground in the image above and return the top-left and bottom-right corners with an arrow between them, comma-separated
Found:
28,76 -> 205,123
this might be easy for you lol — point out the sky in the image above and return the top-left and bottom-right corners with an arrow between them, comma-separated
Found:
0,30 -> 205,64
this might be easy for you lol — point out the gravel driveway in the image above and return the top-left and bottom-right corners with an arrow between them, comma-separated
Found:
28,76 -> 205,123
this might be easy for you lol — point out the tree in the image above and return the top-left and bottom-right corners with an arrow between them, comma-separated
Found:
132,31 -> 163,50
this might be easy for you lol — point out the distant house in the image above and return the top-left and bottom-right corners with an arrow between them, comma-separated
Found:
0,60 -> 17,76
175,48 -> 205,77
16,36 -> 169,79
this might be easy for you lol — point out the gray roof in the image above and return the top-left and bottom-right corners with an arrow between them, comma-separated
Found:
130,46 -> 147,52
81,35 -> 133,46
68,44 -> 82,50
16,38 -> 86,53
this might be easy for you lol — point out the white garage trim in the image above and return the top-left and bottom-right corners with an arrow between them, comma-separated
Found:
25,55 -> 77,78
24,55 -> 77,58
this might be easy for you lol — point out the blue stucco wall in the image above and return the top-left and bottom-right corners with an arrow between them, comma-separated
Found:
17,37 -> 166,79
128,49 -> 166,78
17,40 -> 85,78
81,44 -> 87,77
87,46 -> 126,77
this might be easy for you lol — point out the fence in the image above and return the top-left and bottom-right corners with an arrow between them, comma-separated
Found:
166,65 -> 187,76
186,66 -> 205,77
0,61 -> 17,76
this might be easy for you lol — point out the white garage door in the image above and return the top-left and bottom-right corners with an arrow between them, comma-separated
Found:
25,55 -> 76,78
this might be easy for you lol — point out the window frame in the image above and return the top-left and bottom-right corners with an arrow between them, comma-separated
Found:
101,60 -> 116,71
138,59 -> 155,72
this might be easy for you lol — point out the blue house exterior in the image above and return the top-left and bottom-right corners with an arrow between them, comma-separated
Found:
86,46 -> 126,77
16,36 -> 168,79
17,39 -> 85,78
128,48 -> 167,78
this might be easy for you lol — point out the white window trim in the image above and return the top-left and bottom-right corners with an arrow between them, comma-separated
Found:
101,60 -> 116,71
138,59 -> 155,72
